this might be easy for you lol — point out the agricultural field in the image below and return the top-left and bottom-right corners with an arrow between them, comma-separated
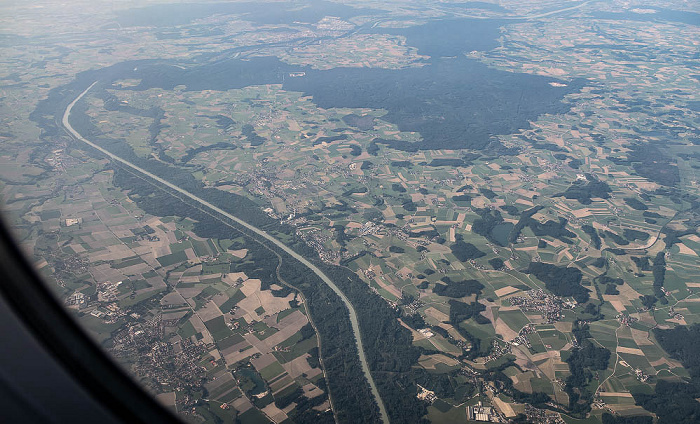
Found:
2,150 -> 329,422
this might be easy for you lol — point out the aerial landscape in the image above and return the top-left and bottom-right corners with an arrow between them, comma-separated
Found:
0,0 -> 698,423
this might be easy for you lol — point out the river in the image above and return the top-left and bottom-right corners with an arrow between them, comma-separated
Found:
62,82 -> 390,424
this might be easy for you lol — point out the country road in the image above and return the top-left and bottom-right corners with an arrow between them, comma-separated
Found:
63,82 -> 390,424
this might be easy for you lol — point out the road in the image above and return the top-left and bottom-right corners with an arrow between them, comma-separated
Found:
429,0 -> 596,20
63,82 -> 390,424
594,321 -> 621,399
517,0 -> 596,20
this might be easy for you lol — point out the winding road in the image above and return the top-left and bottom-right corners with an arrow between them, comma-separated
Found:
63,82 -> 390,424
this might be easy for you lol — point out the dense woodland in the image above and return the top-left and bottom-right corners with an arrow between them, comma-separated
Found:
449,240 -> 486,261
582,224 -> 601,249
610,142 -> 680,186
285,51 -> 583,152
508,206 -> 543,243
601,413 -> 652,424
471,208 -> 508,245
555,177 -> 611,205
624,197 -> 649,211
652,252 -> 666,298
524,262 -> 590,303
603,230 -> 630,246
432,277 -> 484,298
633,325 -> 700,424
525,217 -> 576,244
449,300 -> 488,325
565,322 -> 611,416
115,1 -> 380,28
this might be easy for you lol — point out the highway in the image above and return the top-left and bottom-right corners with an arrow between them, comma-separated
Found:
430,0 -> 596,20
63,82 -> 390,424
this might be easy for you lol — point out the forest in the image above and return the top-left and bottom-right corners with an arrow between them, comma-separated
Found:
663,227 -> 698,249
602,413 -> 652,424
284,54 -> 584,151
433,277 -> 484,298
610,142 -> 680,186
603,230 -> 629,246
555,177 -> 611,204
525,263 -> 590,303
582,224 -> 601,249
488,258 -> 505,269
632,256 -> 652,272
115,0 -> 379,28
633,325 -> 700,424
623,229 -> 649,242
449,240 -> 486,261
427,158 -> 467,167
525,217 -> 576,243
508,206 -> 543,243
652,252 -> 666,298
565,322 -> 611,416
449,300 -> 488,325
471,208 -> 507,246
624,197 -> 649,211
